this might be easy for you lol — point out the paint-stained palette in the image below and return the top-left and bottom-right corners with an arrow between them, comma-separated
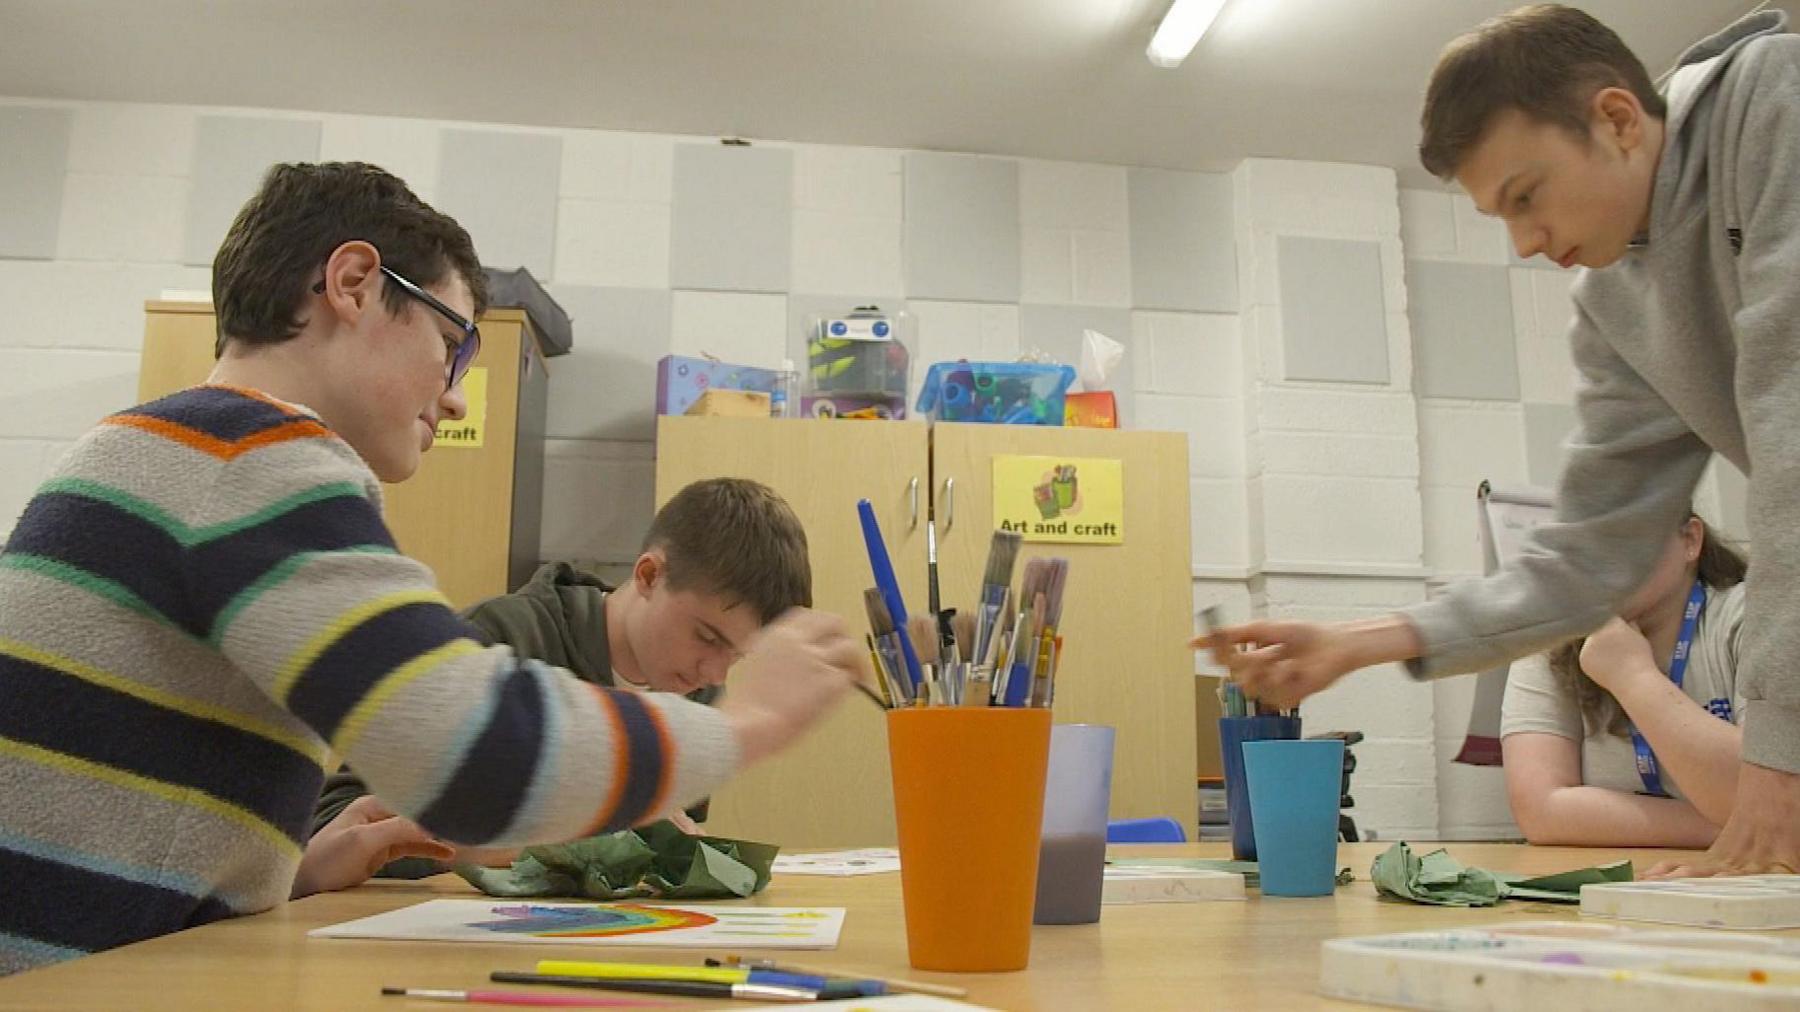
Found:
311,900 -> 844,949
1582,876 -> 1800,930
1320,921 -> 1800,1010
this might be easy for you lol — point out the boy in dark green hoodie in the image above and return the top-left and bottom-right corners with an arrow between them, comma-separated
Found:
1211,6 -> 1800,877
312,477 -> 811,874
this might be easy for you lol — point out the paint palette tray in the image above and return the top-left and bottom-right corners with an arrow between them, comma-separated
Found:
1581,875 -> 1800,929
1320,921 -> 1800,1010
1101,864 -> 1245,904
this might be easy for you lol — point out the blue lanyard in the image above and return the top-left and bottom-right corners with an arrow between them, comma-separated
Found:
1631,581 -> 1707,798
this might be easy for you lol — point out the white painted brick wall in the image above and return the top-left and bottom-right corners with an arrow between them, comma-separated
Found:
554,198 -> 672,289
1258,388 -> 1419,437
320,113 -> 446,204
1071,228 -> 1131,307
1189,478 -> 1249,571
1020,226 -> 1075,304
1191,578 -> 1255,674
1261,431 -> 1418,479
793,146 -> 902,218
1420,485 -> 1484,578
55,172 -> 186,263
1132,311 -> 1239,397
0,349 -> 141,439
1510,268 -> 1579,405
1401,187 -> 1515,267
560,130 -> 675,205
0,260 -> 210,351
669,291 -> 788,368
1135,394 -> 1244,477
791,209 -> 904,295
538,438 -> 657,565
1262,475 -> 1423,567
1450,193 -> 1511,264
1019,160 -> 1131,307
1398,189 -> 1457,259
1416,402 -> 1527,490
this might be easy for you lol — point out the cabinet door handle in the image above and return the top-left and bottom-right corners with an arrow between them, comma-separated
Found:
908,476 -> 920,530
941,477 -> 955,535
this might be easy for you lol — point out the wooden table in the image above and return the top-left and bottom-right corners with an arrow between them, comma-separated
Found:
0,842 -> 1748,1010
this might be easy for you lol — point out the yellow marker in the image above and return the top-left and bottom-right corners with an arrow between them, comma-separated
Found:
535,961 -> 746,983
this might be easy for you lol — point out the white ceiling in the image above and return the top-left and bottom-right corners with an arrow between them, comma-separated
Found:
0,0 -> 1763,187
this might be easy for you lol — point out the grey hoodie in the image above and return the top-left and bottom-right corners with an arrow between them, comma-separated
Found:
1403,10 -> 1800,774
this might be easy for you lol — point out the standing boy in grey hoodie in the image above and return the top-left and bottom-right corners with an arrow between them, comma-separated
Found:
1209,5 -> 1800,877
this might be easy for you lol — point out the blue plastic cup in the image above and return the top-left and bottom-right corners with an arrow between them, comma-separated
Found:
1217,715 -> 1301,860
1241,739 -> 1344,897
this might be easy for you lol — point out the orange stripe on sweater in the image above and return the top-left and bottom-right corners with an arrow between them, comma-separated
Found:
104,414 -> 334,461
579,683 -> 632,836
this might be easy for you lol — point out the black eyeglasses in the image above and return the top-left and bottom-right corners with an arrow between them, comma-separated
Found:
312,265 -> 481,391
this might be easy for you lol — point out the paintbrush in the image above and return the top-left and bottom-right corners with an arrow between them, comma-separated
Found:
951,611 -> 976,664
907,614 -> 938,703
864,588 -> 910,704
972,530 -> 1022,668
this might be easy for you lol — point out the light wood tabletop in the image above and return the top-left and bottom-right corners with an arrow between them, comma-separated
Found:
0,841 -> 1750,1010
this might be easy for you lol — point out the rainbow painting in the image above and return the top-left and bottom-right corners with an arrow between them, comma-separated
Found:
310,899 -> 844,950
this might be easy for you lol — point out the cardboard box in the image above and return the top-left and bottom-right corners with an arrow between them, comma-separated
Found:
685,389 -> 772,418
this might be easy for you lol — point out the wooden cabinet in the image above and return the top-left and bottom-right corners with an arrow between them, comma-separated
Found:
138,302 -> 548,608
655,415 -> 1200,848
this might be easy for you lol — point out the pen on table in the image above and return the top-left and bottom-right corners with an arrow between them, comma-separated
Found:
533,961 -> 828,991
714,957 -> 970,999
490,972 -> 814,1003
380,987 -> 666,1008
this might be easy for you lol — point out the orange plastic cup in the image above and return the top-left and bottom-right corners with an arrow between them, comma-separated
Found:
887,706 -> 1052,972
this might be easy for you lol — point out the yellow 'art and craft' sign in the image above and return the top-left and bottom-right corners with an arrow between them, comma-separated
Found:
992,455 -> 1123,544
434,367 -> 487,449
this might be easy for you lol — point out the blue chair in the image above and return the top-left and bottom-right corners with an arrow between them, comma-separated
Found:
1106,816 -> 1188,844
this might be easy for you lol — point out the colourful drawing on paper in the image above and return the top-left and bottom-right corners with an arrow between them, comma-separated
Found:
310,899 -> 846,950
471,903 -> 718,938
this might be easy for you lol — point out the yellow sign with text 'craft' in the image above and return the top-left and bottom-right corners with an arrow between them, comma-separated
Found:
992,455 -> 1123,544
434,366 -> 487,449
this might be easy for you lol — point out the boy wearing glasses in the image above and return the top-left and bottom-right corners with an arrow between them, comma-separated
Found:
0,162 -> 863,974
312,476 -> 815,873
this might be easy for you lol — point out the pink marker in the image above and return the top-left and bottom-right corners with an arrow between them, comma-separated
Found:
381,987 -> 669,1008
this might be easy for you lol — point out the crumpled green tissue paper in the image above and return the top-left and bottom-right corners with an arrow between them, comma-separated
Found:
457,820 -> 779,900
1370,841 -> 1632,907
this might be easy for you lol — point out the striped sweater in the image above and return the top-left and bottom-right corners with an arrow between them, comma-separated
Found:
0,386 -> 738,975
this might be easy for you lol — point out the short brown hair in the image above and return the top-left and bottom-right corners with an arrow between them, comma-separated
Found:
211,161 -> 488,356
1550,516 -> 1747,739
1419,4 -> 1667,180
646,478 -> 812,623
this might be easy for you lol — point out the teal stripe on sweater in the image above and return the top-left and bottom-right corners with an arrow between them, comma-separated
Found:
32,476 -> 366,548
0,554 -> 178,632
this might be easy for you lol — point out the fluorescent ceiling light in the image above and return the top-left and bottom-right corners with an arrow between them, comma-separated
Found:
1146,0 -> 1230,68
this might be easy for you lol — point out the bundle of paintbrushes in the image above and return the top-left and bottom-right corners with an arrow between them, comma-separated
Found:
855,502 -> 1071,709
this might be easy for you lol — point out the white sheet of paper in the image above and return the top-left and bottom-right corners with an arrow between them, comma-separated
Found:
772,848 -> 903,876
309,899 -> 844,950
